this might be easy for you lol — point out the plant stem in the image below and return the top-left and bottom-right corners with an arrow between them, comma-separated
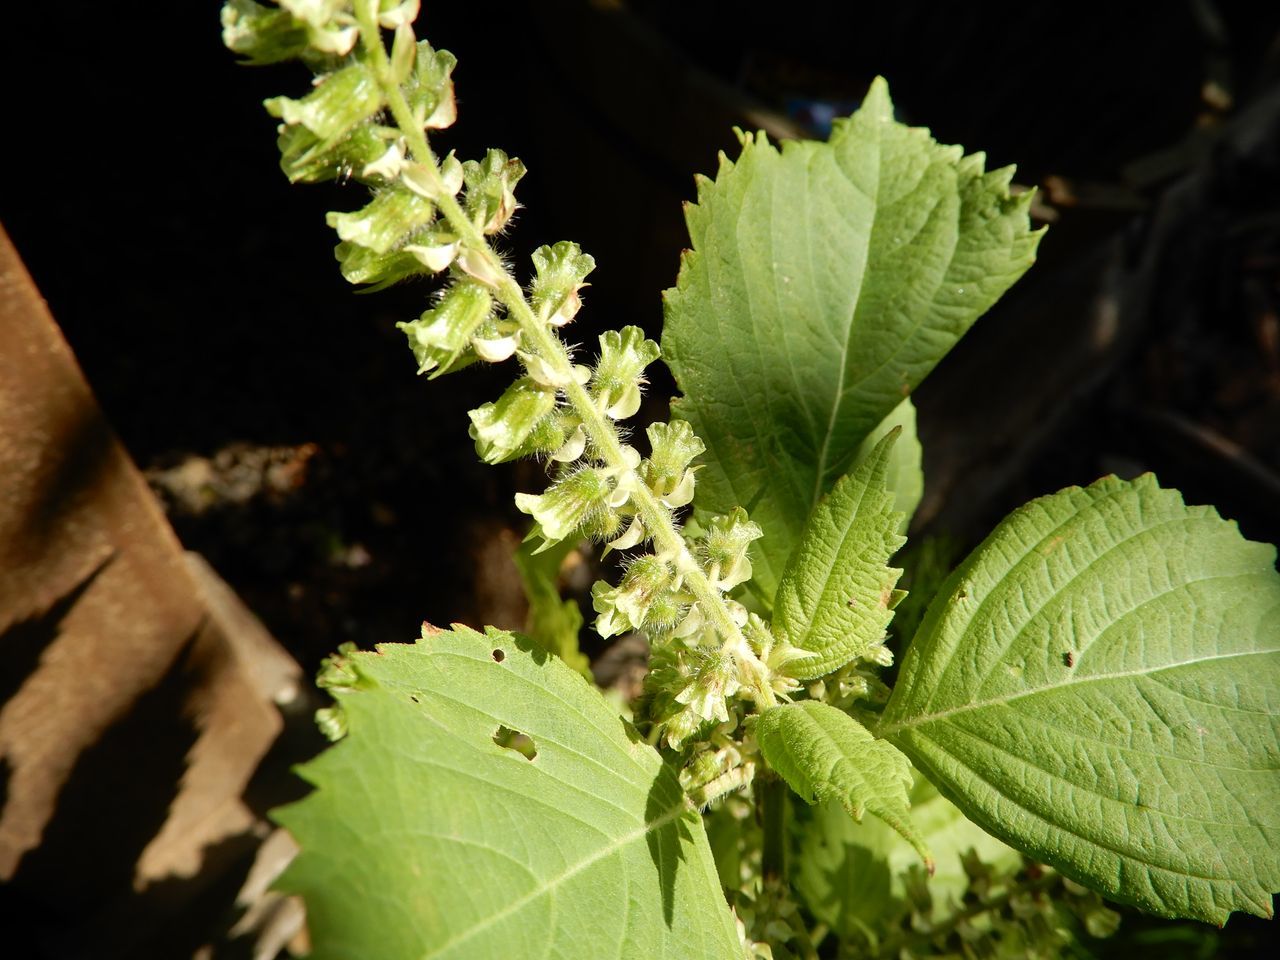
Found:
354,4 -> 776,710
759,777 -> 789,883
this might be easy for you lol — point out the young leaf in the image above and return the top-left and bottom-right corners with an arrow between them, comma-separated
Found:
663,78 -> 1041,600
773,431 -> 905,680
756,700 -> 931,867
853,398 -> 923,533
276,625 -> 741,959
795,775 -> 1019,943
879,475 -> 1280,924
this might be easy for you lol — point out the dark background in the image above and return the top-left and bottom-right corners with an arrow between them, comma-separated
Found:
2,2 -> 1279,954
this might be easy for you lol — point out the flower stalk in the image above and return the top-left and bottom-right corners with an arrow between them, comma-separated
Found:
349,0 -> 781,716
230,0 -> 802,756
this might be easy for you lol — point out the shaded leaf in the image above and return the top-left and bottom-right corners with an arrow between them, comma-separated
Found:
853,398 -> 922,533
794,774 -> 1018,944
513,536 -> 589,677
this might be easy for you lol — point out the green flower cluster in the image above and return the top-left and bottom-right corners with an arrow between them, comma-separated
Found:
224,0 -> 811,765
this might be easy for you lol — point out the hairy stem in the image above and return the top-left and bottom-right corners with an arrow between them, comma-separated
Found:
354,3 -> 775,709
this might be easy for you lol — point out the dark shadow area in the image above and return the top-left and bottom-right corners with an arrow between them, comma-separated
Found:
0,757 -> 9,845
1,630 -> 202,959
510,630 -> 549,666
0,552 -> 113,711
17,397 -> 117,557
242,696 -> 327,819
644,761 -> 694,927
130,830 -> 262,960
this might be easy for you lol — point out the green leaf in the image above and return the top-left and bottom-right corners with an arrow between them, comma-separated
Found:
513,536 -> 590,677
794,774 -> 1019,943
756,700 -> 930,867
663,78 -> 1041,600
773,432 -> 905,680
277,625 -> 741,959
880,474 -> 1280,924
854,398 -> 923,533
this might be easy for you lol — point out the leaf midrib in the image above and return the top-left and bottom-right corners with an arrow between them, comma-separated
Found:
879,646 -> 1278,737
812,132 -> 879,505
420,800 -> 692,959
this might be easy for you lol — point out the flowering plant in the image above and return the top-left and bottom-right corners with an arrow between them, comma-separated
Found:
224,3 -> 1279,957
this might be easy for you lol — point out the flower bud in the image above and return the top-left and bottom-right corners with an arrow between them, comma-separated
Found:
747,614 -> 809,696
403,42 -> 458,130
515,466 -> 614,545
681,750 -> 722,792
457,246 -> 507,289
611,555 -> 672,629
645,422 -> 706,491
517,350 -> 572,389
402,240 -> 459,272
377,0 -> 420,29
362,139 -> 407,181
530,242 -> 595,326
591,582 -> 631,639
273,0 -> 359,56
591,327 -> 659,420
279,0 -> 347,29
326,184 -> 435,254
277,120 -> 390,184
643,589 -> 686,634
664,708 -> 705,751
335,242 -> 425,289
673,601 -> 705,639
641,420 -> 704,500
606,515 -> 646,552
396,280 -> 492,376
402,155 -> 465,202
221,0 -> 313,64
463,149 -> 526,234
266,61 -> 382,147
470,329 -> 520,362
550,424 -> 586,462
699,507 -> 762,591
315,642 -> 360,690
579,507 -> 622,543
675,653 -> 740,724
864,642 -> 894,667
468,378 -> 558,465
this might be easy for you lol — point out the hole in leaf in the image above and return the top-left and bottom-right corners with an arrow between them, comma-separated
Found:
491,648 -> 505,662
409,694 -> 419,703
492,725 -> 537,761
